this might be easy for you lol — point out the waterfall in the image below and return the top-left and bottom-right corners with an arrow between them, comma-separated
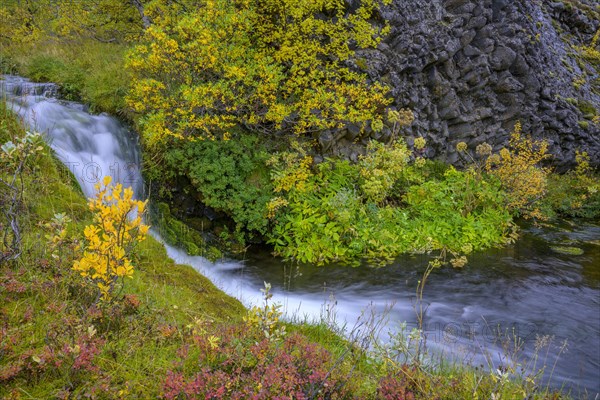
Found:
0,75 -> 328,318
1,75 -> 144,199
2,75 -> 598,395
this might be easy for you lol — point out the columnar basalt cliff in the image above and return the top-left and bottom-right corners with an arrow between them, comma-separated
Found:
324,0 -> 599,168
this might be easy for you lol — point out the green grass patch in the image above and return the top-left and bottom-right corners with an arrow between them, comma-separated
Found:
2,39 -> 130,116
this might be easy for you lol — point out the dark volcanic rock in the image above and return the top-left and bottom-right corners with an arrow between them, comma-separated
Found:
490,46 -> 517,71
333,0 -> 600,169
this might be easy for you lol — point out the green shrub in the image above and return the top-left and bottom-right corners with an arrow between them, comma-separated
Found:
267,141 -> 514,266
542,152 -> 600,219
403,167 -> 512,252
163,133 -> 273,240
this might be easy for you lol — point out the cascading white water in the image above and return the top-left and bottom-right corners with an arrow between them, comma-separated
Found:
1,75 -> 144,199
2,75 -> 598,395
0,75 -> 371,323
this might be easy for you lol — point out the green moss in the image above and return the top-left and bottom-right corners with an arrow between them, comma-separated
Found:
550,246 -> 584,255
355,57 -> 369,71
561,57 -> 574,73
551,18 -> 563,34
592,77 -> 600,95
205,245 -> 224,261
131,236 -> 245,323
565,97 -> 578,105
578,120 -> 590,129
149,202 -> 224,261
577,99 -> 597,116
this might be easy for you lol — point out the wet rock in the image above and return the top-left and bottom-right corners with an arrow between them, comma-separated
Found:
463,45 -> 481,57
473,37 -> 496,53
321,0 -> 600,168
204,206 -> 219,221
444,0 -> 473,12
461,29 -> 477,47
445,38 -> 462,57
448,122 -> 473,138
509,54 -> 529,76
345,122 -> 362,142
467,15 -> 488,30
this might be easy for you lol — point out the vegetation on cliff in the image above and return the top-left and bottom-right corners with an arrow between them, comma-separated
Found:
126,0 -> 391,144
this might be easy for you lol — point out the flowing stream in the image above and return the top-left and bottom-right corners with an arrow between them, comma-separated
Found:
2,75 -> 599,396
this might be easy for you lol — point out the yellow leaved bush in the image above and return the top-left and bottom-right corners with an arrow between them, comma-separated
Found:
126,0 -> 392,145
485,122 -> 550,219
73,176 -> 149,303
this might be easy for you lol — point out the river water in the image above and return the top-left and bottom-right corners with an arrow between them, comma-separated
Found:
2,75 -> 599,396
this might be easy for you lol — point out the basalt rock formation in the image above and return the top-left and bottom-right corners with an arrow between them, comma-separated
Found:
324,0 -> 600,169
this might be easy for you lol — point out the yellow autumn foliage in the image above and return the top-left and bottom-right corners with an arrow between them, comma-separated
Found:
126,0 -> 391,145
270,154 -> 313,194
73,176 -> 149,302
486,122 -> 550,219
577,28 -> 600,66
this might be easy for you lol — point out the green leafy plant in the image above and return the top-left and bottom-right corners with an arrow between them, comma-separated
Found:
162,133 -> 273,241
359,140 -> 411,204
543,151 -> 600,218
267,140 -> 514,266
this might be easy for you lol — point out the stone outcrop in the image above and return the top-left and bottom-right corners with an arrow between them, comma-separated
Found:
325,0 -> 600,169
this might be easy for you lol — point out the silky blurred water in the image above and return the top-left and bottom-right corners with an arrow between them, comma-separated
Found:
1,75 -> 143,199
2,75 -> 599,396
